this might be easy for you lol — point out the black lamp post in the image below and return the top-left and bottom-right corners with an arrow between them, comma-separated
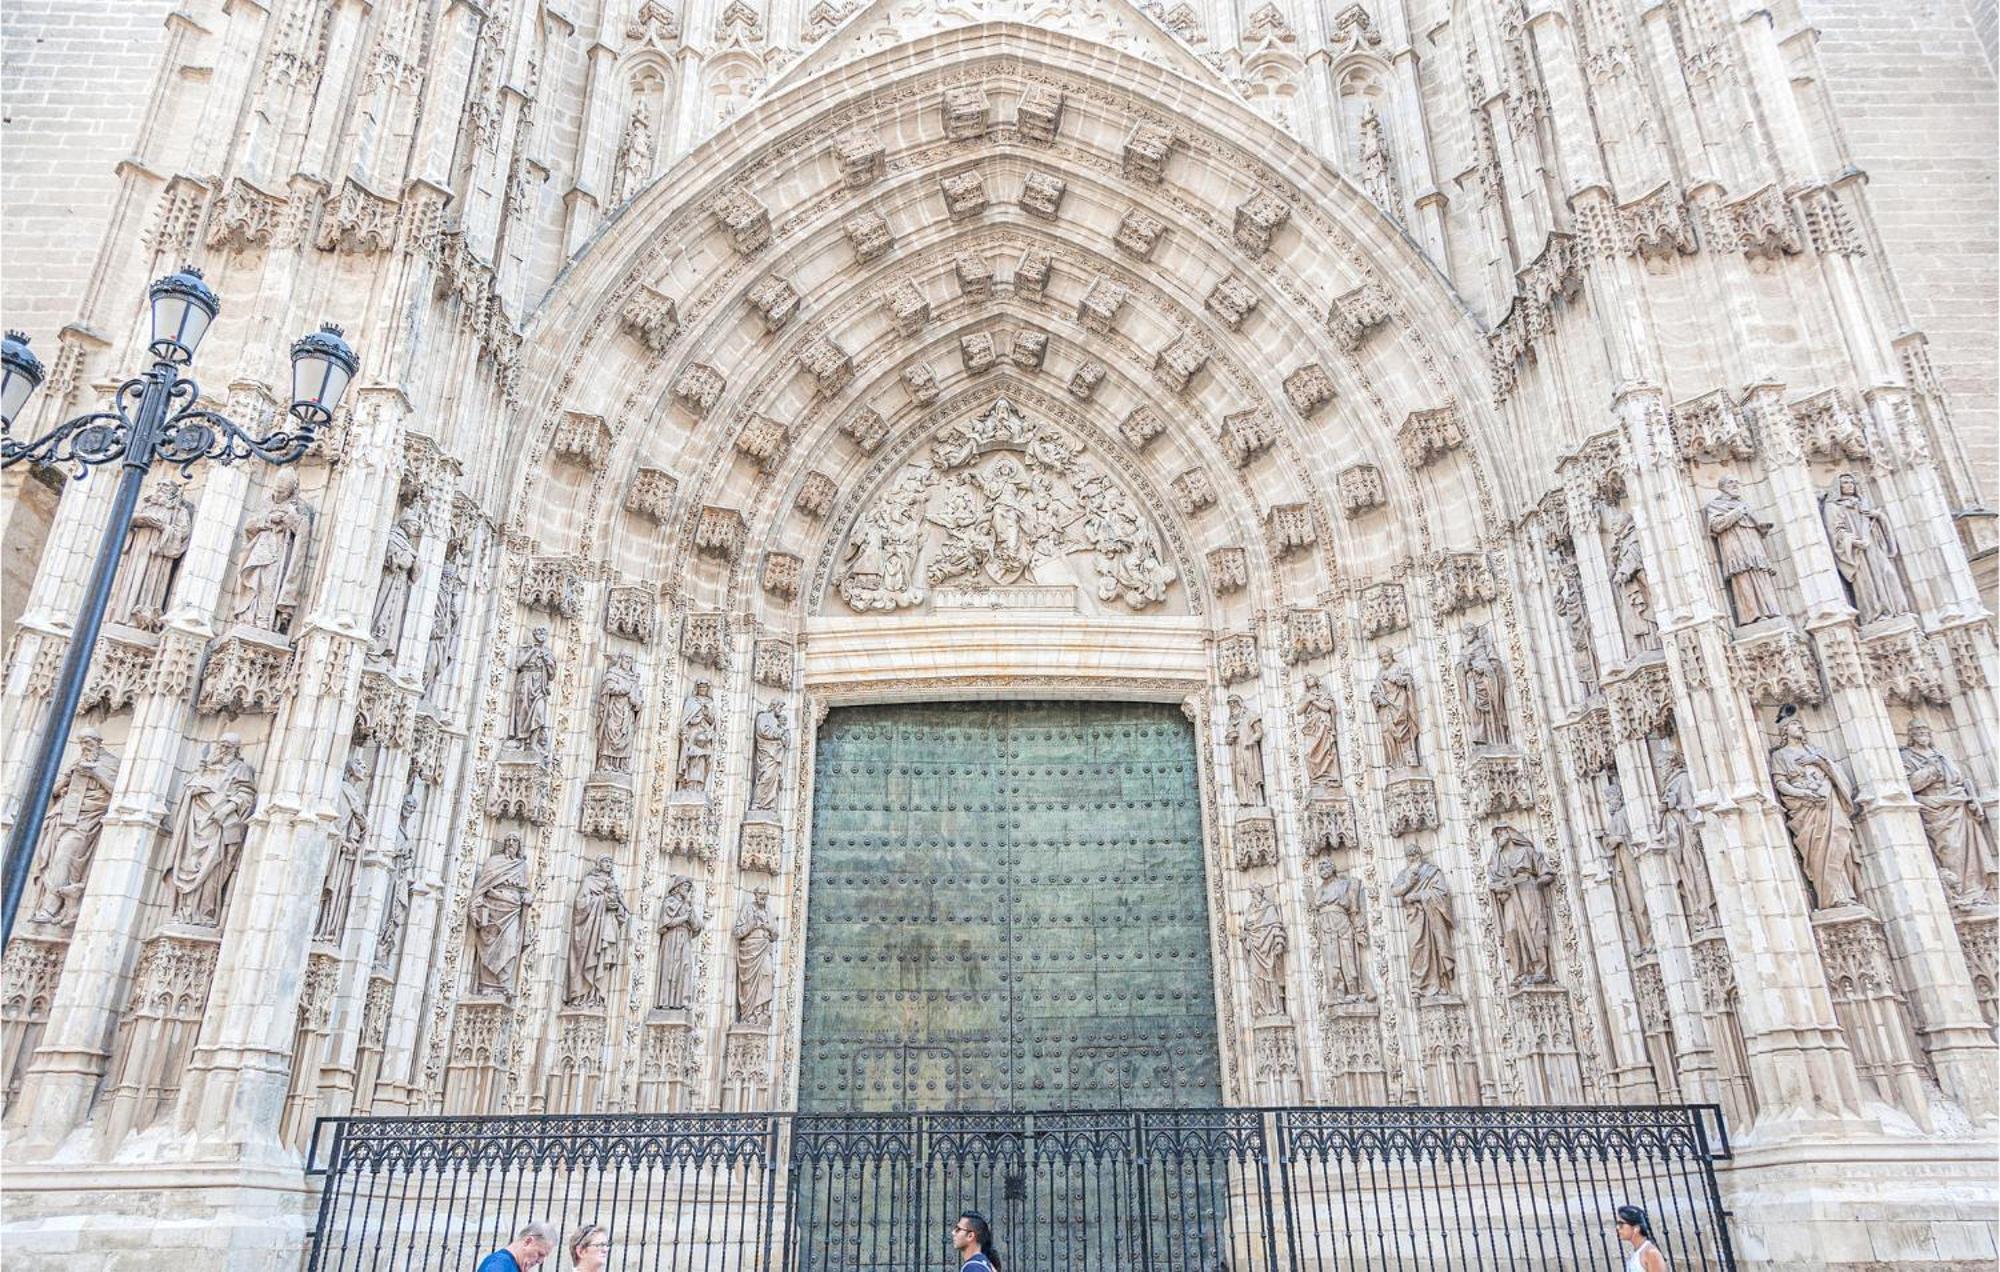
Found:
0,266 -> 358,946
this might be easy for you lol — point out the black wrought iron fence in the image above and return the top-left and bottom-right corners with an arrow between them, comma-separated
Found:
305,1104 -> 1734,1271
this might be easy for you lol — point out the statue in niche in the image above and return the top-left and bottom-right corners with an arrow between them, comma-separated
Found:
1241,883 -> 1290,1019
422,554 -> 465,697
1311,857 -> 1372,1003
167,733 -> 258,928
593,652 -> 644,776
373,790 -> 418,973
1600,502 -> 1658,652
1900,721 -> 1996,910
733,886 -> 779,1025
231,470 -> 316,634
1390,844 -> 1456,998
1704,477 -> 1785,624
1357,103 -> 1400,210
1487,824 -> 1556,988
748,699 -> 790,813
654,876 -> 705,1011
1659,748 -> 1718,928
1370,649 -> 1421,769
507,626 -> 557,757
1821,472 -> 1913,624
564,855 -> 629,1008
673,679 -> 718,801
611,102 -> 654,206
1768,713 -> 1863,909
1457,623 -> 1510,748
467,833 -> 532,997
1601,775 -> 1653,955
313,752 -> 371,942
109,480 -> 194,632
1073,471 -> 1176,609
27,729 -> 119,928
368,507 -> 423,662
1225,695 -> 1267,807
1549,550 -> 1597,682
1298,674 -> 1342,792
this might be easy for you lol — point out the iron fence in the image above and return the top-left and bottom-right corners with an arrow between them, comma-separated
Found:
306,1104 -> 1734,1270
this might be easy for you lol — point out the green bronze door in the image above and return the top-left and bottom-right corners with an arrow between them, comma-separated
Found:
799,700 -> 1223,1112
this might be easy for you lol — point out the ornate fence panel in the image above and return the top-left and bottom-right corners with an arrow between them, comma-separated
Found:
307,1105 -> 1735,1270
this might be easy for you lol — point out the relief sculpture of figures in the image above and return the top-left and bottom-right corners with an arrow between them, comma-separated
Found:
467,833 -> 532,998
1311,858 -> 1372,1003
1391,844 -> 1456,997
654,876 -> 705,1011
108,480 -> 194,631
733,886 -> 779,1025
1371,649 -> 1421,769
1600,502 -> 1658,652
1704,477 -> 1785,624
1298,674 -> 1342,792
564,855 -> 629,1008
1659,749 -> 1718,928
1487,825 -> 1556,988
1821,472 -> 1913,624
1225,694 -> 1267,807
839,466 -> 931,612
1768,713 -> 1864,910
368,507 -> 423,662
231,470 -> 316,634
1457,623 -> 1510,748
422,554 -> 465,697
507,626 -> 557,757
27,729 -> 119,928
594,652 -> 644,776
1241,884 -> 1290,1019
673,679 -> 718,802
1601,776 -> 1653,955
313,753 -> 370,942
1900,722 -> 1996,910
748,700 -> 790,813
1073,471 -> 1175,609
167,734 -> 258,928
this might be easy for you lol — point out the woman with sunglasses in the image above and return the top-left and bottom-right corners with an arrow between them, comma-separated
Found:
1615,1205 -> 1668,1272
950,1211 -> 1001,1271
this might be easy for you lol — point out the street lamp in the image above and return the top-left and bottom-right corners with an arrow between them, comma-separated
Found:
0,266 -> 357,946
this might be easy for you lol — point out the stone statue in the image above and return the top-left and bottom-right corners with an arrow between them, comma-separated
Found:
594,652 -> 644,775
422,554 -> 465,697
1549,551 -> 1597,681
1487,824 -> 1556,988
748,699 -> 790,813
1370,649 -> 1421,769
674,680 -> 718,800
1225,694 -> 1267,807
26,729 -> 119,928
732,887 -> 779,1025
368,507 -> 423,661
1390,844 -> 1456,997
1900,721 -> 1996,909
313,753 -> 371,942
1298,674 -> 1342,792
1659,749 -> 1718,928
1601,776 -> 1653,954
564,855 -> 629,1008
231,470 -> 316,633
167,733 -> 258,928
1704,477 -> 1784,623
1457,623 -> 1510,748
109,480 -> 194,631
1357,103 -> 1399,209
1821,472 -> 1913,624
612,102 -> 655,205
1311,857 -> 1372,1003
1768,715 -> 1863,910
1241,884 -> 1290,1018
1601,502 -> 1658,652
467,833 -> 532,997
373,790 -> 418,973
654,876 -> 705,1011
507,627 -> 557,756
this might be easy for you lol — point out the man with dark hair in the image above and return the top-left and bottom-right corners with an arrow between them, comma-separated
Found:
951,1211 -> 999,1271
477,1221 -> 556,1271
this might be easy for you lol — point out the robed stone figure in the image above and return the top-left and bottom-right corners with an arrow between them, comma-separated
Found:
232,471 -> 315,633
654,876 -> 704,1011
313,753 -> 371,941
1298,674 -> 1342,791
28,730 -> 119,928
1371,650 -> 1421,769
1704,477 -> 1784,623
565,856 -> 629,1008
368,508 -> 423,661
167,734 -> 258,928
594,653 -> 644,775
1311,858 -> 1372,1003
1821,472 -> 1913,623
508,627 -> 557,756
1768,715 -> 1863,909
1457,624 -> 1510,747
1602,776 -> 1652,954
1660,750 -> 1718,927
468,834 -> 532,997
1226,695 -> 1267,807
733,888 -> 779,1025
1391,845 -> 1456,997
110,481 -> 194,631
422,556 -> 464,697
748,700 -> 790,812
1900,722 -> 1996,909
1241,884 -> 1290,1018
1487,825 -> 1556,987
674,680 -> 718,800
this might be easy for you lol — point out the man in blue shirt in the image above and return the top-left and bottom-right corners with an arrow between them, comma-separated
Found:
951,1211 -> 1000,1271
477,1221 -> 556,1271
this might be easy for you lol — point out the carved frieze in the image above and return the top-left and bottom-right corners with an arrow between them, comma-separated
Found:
1077,278 -> 1130,333
940,170 -> 988,220
1605,660 -> 1676,740
1216,632 -> 1259,685
799,337 -> 853,396
1208,546 -> 1249,594
1234,815 -> 1279,869
1019,171 -> 1067,220
1284,364 -> 1335,416
1399,405 -> 1466,470
1861,624 -> 1947,706
604,586 -> 655,643
942,85 -> 990,140
1281,607 -> 1334,663
551,411 -> 613,470
1617,184 -> 1698,261
521,556 -> 584,619
1787,389 -> 1872,462
674,363 -> 725,415
1266,503 -> 1315,558
205,177 -> 290,251
762,551 -> 803,601
740,821 -> 784,875
1712,184 -> 1803,259
1014,248 -> 1052,298
198,628 -> 293,715
1731,626 -> 1824,705
693,507 -> 747,561
354,668 -> 415,747
1304,795 -> 1358,854
625,468 -> 677,522
580,780 -> 634,842
1337,464 -> 1386,518
1558,704 -> 1615,774
681,612 -> 729,668
735,414 -> 789,469
1233,191 -> 1291,255
316,176 -> 398,253
795,472 -> 837,519
619,285 -> 679,352
78,627 -> 156,715
1359,582 -> 1409,638
1326,283 -> 1394,349
1466,751 -> 1534,818
1384,776 -> 1440,836
1220,407 -> 1276,468
746,276 -> 800,331
752,638 -> 796,690
1434,552 -> 1496,614
1670,390 -> 1756,462
489,758 -> 558,825
1017,85 -> 1065,142
1206,275 -> 1258,330
1115,209 -> 1168,259
1123,123 -> 1177,182
843,212 -> 893,263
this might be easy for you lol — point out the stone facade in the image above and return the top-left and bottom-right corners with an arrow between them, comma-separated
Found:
0,0 -> 1995,1267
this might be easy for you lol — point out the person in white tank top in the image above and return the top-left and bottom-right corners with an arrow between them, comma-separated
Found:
1615,1204 -> 1669,1272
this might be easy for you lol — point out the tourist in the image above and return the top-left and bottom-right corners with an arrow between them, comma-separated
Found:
1615,1205 -> 1668,1272
568,1223 -> 611,1271
478,1221 -> 557,1271
951,1211 -> 1001,1271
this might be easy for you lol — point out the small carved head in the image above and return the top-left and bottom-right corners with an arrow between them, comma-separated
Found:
345,751 -> 370,780
271,470 -> 301,500
1905,720 -> 1933,748
752,886 -> 770,906
668,875 -> 693,898
1604,774 -> 1623,810
501,832 -> 524,857
1316,856 -> 1338,879
212,731 -> 243,760
1718,475 -> 1742,496
1834,471 -> 1860,498
694,679 -> 713,696
76,728 -> 104,758
1777,714 -> 1808,745
1403,842 -> 1423,862
532,625 -> 550,645
595,854 -> 614,874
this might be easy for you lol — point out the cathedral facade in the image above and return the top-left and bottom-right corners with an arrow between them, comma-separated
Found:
0,0 -> 1995,1265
